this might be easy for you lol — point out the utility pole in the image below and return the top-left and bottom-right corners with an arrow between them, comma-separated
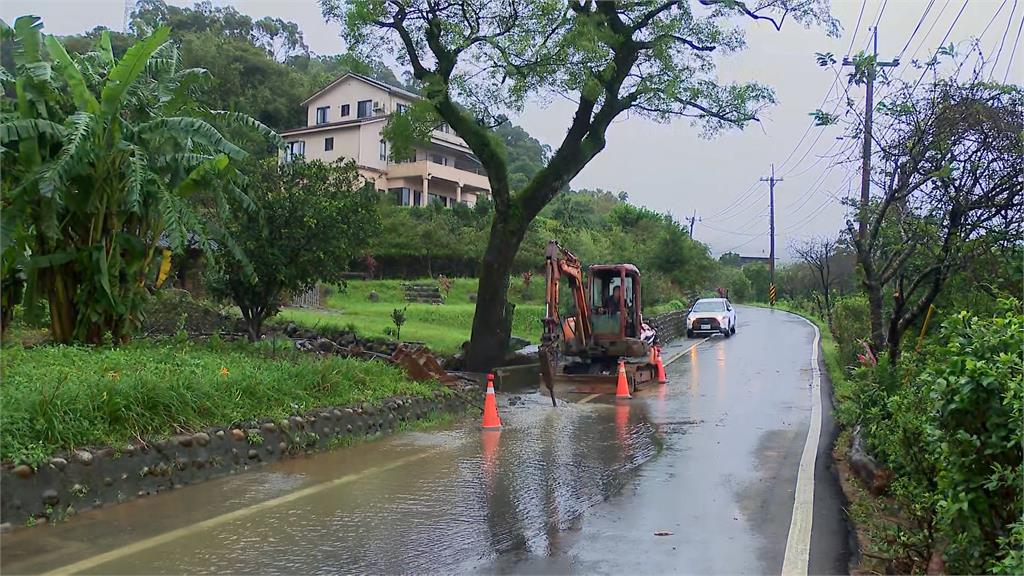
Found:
760,164 -> 782,306
686,210 -> 700,237
843,27 -> 899,244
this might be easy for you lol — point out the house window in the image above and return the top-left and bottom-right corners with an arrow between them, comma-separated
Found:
390,187 -> 412,206
315,106 -> 329,125
357,100 -> 372,118
430,153 -> 447,166
324,137 -> 334,151
379,139 -> 387,161
285,140 -> 305,162
396,103 -> 409,114
413,190 -> 422,206
429,193 -> 448,207
340,104 -> 350,117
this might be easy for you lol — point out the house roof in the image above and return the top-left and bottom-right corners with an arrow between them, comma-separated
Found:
279,115 -> 385,137
300,72 -> 422,107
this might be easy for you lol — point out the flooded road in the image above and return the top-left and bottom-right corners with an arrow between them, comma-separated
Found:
2,306 -> 846,574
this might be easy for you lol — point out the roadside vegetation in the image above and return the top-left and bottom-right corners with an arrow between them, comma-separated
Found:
766,53 -> 1023,575
0,338 -> 433,465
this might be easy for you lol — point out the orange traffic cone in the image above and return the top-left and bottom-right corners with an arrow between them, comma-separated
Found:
615,359 -> 632,400
481,373 -> 502,429
655,346 -> 668,384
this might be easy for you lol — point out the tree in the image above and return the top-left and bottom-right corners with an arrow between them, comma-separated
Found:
208,159 -> 381,341
791,236 -> 838,327
850,72 -> 1024,360
1,17 -> 278,343
331,0 -> 836,370
718,251 -> 742,267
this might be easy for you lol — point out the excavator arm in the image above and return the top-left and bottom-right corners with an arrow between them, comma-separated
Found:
539,240 -> 591,405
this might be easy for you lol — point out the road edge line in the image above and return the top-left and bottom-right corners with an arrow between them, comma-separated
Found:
43,449 -> 438,575
662,337 -> 709,366
781,314 -> 822,576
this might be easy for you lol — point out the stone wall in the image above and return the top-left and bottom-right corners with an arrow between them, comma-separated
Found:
1,390 -> 470,529
648,310 -> 688,341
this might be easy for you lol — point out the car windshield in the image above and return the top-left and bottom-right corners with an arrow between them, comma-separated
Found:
692,300 -> 726,312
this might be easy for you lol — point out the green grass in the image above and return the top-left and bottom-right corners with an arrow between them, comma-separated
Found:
0,338 -> 439,465
278,278 -> 690,355
278,278 -> 545,355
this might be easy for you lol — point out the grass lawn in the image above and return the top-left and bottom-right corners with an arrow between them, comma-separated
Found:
0,339 -> 438,465
278,278 -> 546,355
277,278 -> 690,355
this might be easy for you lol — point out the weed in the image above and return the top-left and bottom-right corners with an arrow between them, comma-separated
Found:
25,516 -> 37,528
70,484 -> 88,498
246,431 -> 264,446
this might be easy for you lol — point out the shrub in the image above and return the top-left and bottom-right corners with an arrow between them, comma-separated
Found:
831,295 -> 870,367
849,299 -> 1023,573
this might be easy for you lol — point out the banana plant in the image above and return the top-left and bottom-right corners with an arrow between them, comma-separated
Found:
1,16 -> 281,343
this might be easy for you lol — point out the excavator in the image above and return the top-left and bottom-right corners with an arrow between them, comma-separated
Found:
538,240 -> 659,404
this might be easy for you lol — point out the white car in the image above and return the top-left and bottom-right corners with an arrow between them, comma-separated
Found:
686,298 -> 737,338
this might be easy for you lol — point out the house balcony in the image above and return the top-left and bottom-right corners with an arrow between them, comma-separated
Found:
387,159 -> 490,193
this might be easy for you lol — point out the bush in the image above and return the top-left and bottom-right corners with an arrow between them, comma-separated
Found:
831,294 -> 870,367
849,299 -> 1023,573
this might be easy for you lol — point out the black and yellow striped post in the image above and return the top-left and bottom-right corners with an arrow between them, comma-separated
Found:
769,282 -> 777,306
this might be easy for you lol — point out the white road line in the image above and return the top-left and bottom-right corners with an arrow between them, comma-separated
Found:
781,315 -> 823,576
43,449 -> 439,575
662,337 -> 710,366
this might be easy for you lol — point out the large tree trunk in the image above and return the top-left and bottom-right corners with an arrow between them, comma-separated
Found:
465,216 -> 528,372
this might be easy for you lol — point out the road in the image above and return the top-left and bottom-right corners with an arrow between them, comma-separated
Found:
1,306 -> 849,575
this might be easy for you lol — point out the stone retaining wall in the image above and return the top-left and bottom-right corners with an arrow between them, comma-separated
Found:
1,390 -> 471,529
649,310 -> 688,341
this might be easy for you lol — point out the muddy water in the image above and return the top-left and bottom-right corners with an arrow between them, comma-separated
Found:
2,395 -> 659,575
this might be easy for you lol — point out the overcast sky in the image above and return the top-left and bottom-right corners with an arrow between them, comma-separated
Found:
4,0 -> 1021,258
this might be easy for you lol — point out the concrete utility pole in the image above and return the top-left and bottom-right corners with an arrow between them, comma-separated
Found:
686,210 -> 700,237
760,164 -> 782,305
843,27 -> 899,244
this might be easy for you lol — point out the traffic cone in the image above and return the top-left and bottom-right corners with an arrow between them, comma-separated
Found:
655,346 -> 668,384
615,359 -> 632,400
481,373 -> 502,429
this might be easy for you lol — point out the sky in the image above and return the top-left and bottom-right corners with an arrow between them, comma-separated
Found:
3,0 -> 1022,259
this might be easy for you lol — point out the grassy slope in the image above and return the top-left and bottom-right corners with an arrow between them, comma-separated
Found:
279,278 -> 689,355
0,339 -> 437,464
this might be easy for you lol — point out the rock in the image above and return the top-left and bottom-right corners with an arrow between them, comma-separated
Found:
177,435 -> 194,448
507,335 -> 531,351
103,477 -> 114,487
284,322 -> 299,336
468,293 -> 477,302
175,458 -> 189,471
316,339 -> 340,354
123,445 -> 136,457
278,442 -> 287,453
215,430 -> 225,439
12,464 -> 33,478
346,424 -> 353,433
193,458 -> 205,469
261,422 -> 277,434
194,432 -> 210,446
96,447 -> 115,459
278,419 -> 291,431
368,291 -> 380,302
73,450 -> 94,466
247,449 -> 259,460
49,457 -> 67,470
231,428 -> 246,441
41,490 -> 59,506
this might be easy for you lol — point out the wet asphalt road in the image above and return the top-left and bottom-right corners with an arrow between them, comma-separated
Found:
1,306 -> 847,575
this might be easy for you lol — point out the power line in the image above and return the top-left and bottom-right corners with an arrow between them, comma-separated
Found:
847,0 -> 869,54
898,0 -> 937,58
721,232 -> 766,255
870,0 -> 890,31
911,0 -> 970,91
990,0 -> 1019,77
703,181 -> 762,221
1003,14 -> 1024,82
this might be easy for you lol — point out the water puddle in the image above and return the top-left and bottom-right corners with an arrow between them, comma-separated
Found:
2,394 -> 662,575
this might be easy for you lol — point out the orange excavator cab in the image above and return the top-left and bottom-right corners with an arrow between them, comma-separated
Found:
539,241 -> 659,402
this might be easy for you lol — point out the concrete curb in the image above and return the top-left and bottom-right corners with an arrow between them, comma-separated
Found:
1,389 -> 473,529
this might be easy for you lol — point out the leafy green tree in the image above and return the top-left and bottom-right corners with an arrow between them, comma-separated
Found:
331,0 -> 836,370
1,17 -> 278,343
208,159 -> 381,341
742,263 -> 770,303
